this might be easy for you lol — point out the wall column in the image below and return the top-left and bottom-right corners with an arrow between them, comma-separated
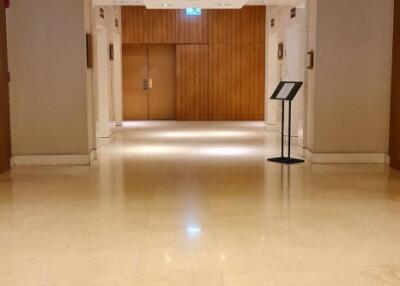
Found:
305,0 -> 394,164
7,0 -> 95,165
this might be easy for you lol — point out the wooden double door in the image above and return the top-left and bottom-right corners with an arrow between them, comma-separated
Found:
123,44 -> 176,120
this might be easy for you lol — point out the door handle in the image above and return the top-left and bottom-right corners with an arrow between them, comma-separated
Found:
143,79 -> 148,90
148,78 -> 153,89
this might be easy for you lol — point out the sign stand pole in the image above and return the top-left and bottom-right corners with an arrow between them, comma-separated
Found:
268,82 -> 305,165
288,101 -> 291,161
281,101 -> 285,159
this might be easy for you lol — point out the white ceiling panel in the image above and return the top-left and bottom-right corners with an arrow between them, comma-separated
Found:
93,0 -> 265,8
143,0 -> 247,9
93,0 -> 302,8
94,0 -> 143,6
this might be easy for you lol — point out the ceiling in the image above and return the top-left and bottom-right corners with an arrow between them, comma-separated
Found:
93,0 -> 301,9
143,0 -> 248,9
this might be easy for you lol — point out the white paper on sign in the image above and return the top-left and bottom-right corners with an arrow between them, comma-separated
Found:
276,83 -> 295,100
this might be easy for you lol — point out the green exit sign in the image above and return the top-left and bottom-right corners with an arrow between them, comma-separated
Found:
186,8 -> 201,16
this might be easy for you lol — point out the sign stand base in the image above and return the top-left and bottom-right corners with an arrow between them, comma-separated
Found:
268,157 -> 305,164
268,99 -> 305,165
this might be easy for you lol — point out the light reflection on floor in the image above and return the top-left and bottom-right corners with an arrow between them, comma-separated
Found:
0,121 -> 399,286
102,121 -> 283,160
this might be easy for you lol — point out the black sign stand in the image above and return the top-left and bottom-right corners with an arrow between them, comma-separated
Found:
268,82 -> 305,165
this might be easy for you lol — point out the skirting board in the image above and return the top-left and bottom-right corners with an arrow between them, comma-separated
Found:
265,124 -> 278,132
304,150 -> 390,164
11,150 -> 97,166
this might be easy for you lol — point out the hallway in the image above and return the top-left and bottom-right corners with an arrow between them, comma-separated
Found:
1,122 -> 400,285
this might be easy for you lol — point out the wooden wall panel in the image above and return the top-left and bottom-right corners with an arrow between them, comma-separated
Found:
0,1 -> 11,173
122,6 -> 266,121
390,0 -> 400,170
208,44 -> 265,120
122,7 -> 176,44
122,6 -> 148,44
176,10 -> 208,43
207,10 -> 229,43
208,6 -> 266,44
122,6 -> 266,44
147,10 -> 176,43
176,45 -> 209,120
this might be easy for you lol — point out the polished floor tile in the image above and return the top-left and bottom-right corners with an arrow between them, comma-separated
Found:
0,121 -> 400,285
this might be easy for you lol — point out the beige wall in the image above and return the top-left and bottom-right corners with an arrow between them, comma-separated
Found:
7,0 -> 91,156
307,0 -> 394,154
305,0 -> 317,151
85,0 -> 95,153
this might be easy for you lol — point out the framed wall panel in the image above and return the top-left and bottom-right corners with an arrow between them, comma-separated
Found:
122,6 -> 266,44
208,44 -> 265,120
390,0 -> 400,170
122,6 -> 148,44
176,10 -> 208,44
122,7 -> 176,44
176,45 -> 209,120
0,0 -> 11,173
207,9 -> 229,44
208,6 -> 266,44
147,9 -> 176,43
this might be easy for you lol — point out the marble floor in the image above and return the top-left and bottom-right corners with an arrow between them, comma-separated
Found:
1,121 -> 400,286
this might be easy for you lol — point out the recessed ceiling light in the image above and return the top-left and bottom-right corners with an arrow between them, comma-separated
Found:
218,3 -> 231,7
161,3 -> 173,7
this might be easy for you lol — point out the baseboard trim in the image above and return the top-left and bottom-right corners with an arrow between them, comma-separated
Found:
89,150 -> 97,163
305,150 -> 389,164
11,152 -> 97,166
265,124 -> 278,132
96,137 -> 112,148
